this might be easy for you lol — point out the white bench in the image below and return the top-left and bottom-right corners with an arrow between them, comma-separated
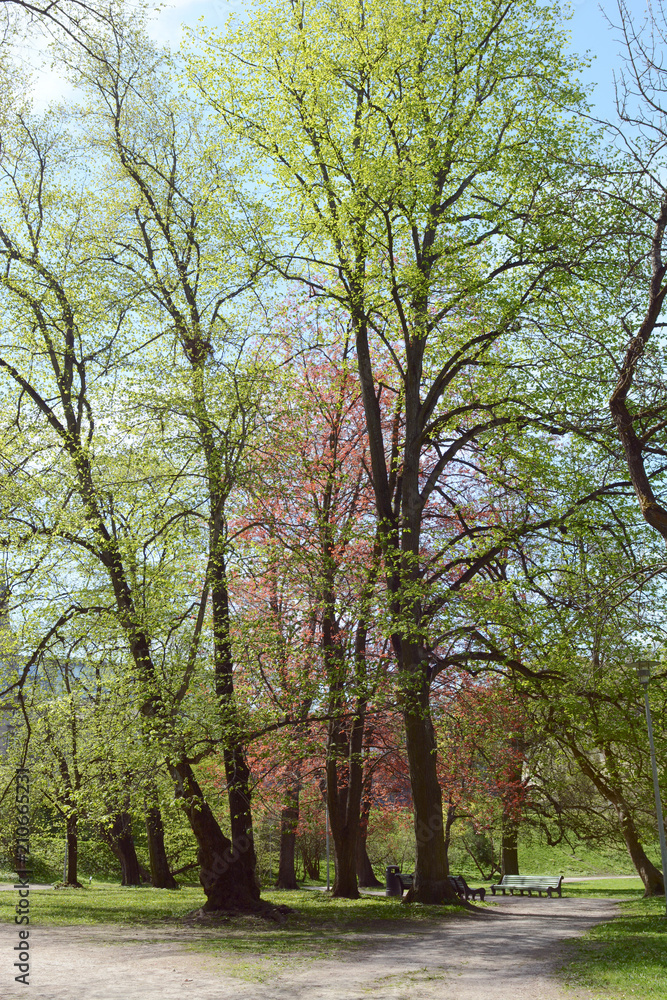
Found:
489,875 -> 564,897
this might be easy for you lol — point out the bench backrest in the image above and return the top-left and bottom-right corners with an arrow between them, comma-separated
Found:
498,875 -> 562,887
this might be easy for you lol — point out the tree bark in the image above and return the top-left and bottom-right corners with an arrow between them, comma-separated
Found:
501,736 -> 523,877
275,783 -> 300,890
170,759 -> 262,911
324,631 -> 366,899
501,823 -> 519,877
145,804 -> 178,889
401,673 -> 456,903
101,811 -> 145,886
356,774 -> 382,887
616,803 -> 664,897
443,803 -> 457,874
64,813 -> 82,887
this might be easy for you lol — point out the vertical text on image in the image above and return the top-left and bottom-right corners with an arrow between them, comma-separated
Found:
14,767 -> 30,986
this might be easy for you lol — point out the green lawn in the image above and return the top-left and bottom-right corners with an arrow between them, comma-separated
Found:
0,882 -> 466,956
562,880 -> 667,999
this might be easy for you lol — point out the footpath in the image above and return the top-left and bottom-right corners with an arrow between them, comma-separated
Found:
0,893 -> 617,1000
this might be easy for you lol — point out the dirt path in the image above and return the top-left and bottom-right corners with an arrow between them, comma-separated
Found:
0,894 -> 616,999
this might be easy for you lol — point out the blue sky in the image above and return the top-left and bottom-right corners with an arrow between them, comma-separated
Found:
567,0 -> 650,119
22,0 -> 651,117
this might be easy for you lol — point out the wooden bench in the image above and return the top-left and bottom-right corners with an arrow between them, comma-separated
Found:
397,872 -> 413,892
489,875 -> 564,898
449,874 -> 486,901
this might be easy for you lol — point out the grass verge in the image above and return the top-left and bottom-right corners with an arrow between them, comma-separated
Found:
561,881 -> 667,999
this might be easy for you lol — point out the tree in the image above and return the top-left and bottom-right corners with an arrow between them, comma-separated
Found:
191,0 -> 610,902
0,26 -> 284,911
604,1 -> 667,549
453,508 -> 667,895
233,309 -> 390,897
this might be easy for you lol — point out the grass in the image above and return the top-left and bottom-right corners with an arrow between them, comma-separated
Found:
561,880 -> 667,999
0,881 -> 466,960
0,882 -> 208,926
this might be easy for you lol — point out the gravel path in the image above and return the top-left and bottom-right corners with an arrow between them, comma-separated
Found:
0,894 -> 617,999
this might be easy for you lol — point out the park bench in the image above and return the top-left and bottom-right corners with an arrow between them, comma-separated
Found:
386,869 -> 486,901
489,875 -> 564,898
448,874 -> 486,902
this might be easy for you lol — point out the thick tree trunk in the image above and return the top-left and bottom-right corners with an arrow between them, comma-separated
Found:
329,794 -> 360,898
402,682 -> 457,903
501,823 -> 519,877
170,759 -> 262,911
101,812 -> 144,886
64,813 -> 82,887
275,784 -> 300,889
145,804 -> 178,889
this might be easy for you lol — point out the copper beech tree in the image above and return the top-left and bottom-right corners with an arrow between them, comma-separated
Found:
234,311 -> 390,898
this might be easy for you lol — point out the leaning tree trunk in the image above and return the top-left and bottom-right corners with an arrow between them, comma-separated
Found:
616,803 -> 664,896
275,783 -> 300,890
568,740 -> 664,896
356,838 -> 381,888
145,804 -> 178,889
170,759 -> 263,911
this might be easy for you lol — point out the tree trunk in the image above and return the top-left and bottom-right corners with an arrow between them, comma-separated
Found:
145,804 -> 178,889
275,783 -> 300,889
64,813 -> 82,887
209,551 -> 261,906
329,788 -> 360,898
402,689 -> 457,903
568,740 -> 664,896
101,811 -> 144,886
501,739 -> 523,877
325,705 -> 365,899
616,803 -> 664,896
501,823 -> 519,877
356,839 -> 381,888
356,776 -> 381,888
443,803 -> 457,874
170,759 -> 262,911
